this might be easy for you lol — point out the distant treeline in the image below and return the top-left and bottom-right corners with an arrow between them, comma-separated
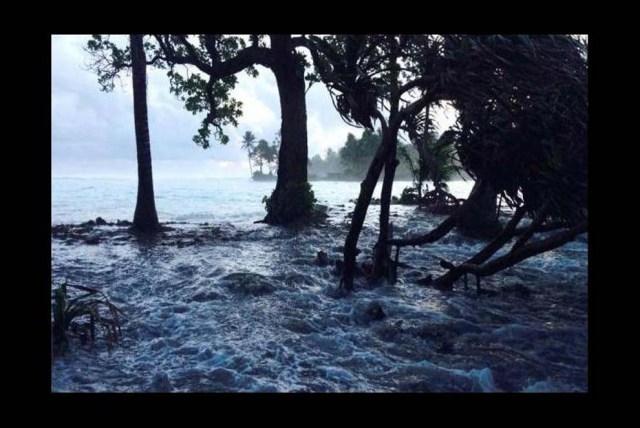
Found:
307,129 -> 410,181
308,128 -> 469,181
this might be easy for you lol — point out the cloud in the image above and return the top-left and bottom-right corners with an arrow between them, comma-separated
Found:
52,35 -> 459,178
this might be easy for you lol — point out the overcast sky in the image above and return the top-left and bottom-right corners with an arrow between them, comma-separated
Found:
52,35 -> 457,179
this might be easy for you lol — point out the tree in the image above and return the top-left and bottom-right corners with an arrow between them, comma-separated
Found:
253,139 -> 270,174
240,131 -> 256,175
339,129 -> 382,178
399,126 -> 458,203
152,35 -> 315,224
390,35 -> 587,291
86,34 -> 161,233
306,34 -> 447,289
307,34 -> 586,293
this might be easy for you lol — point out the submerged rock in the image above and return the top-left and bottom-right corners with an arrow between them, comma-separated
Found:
84,234 -> 100,245
353,301 -> 386,325
315,251 -> 329,267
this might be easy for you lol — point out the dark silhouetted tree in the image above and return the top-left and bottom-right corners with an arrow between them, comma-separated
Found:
390,35 -> 588,291
86,34 -> 161,233
152,35 -> 315,224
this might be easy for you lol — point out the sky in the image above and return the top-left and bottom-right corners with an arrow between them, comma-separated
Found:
52,35 -> 457,179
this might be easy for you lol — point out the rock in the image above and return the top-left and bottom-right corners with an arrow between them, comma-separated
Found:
83,220 -> 96,226
95,217 -> 107,225
315,250 -> 329,267
52,224 -> 68,234
116,220 -> 132,226
84,235 -> 100,245
354,301 -> 386,325
149,372 -> 172,392
365,301 -> 386,321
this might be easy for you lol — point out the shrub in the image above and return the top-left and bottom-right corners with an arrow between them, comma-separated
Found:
52,281 -> 124,356
264,181 -> 316,224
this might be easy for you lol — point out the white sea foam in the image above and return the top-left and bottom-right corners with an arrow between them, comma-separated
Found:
51,178 -> 587,392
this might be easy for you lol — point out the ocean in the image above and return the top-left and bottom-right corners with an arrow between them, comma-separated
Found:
52,177 -> 474,226
51,177 -> 587,392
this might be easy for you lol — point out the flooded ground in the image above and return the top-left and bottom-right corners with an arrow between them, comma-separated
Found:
51,181 -> 587,392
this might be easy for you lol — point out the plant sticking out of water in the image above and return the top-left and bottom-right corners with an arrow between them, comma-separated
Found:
52,281 -> 124,356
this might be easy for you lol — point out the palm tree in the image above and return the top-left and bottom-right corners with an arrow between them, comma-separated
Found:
399,130 -> 457,202
130,34 -> 160,233
254,139 -> 271,175
423,131 -> 457,193
240,131 -> 256,175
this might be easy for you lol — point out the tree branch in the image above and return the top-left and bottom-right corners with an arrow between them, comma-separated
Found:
153,34 -> 272,78
389,182 -> 489,247
511,200 -> 550,252
452,221 -> 587,278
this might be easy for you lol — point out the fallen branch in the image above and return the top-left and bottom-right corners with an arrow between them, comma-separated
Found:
432,221 -> 587,289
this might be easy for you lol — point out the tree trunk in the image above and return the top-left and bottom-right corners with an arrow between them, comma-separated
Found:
130,34 -> 160,233
342,131 -> 395,290
248,154 -> 253,175
457,181 -> 499,239
438,221 -> 587,285
373,136 -> 399,278
263,35 -> 312,225
433,205 -> 527,289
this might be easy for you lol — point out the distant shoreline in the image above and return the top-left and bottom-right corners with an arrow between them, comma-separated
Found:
52,176 -> 474,184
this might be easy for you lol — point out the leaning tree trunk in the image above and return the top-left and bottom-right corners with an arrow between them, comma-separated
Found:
263,35 -> 311,225
130,34 -> 160,233
342,131 -> 395,290
373,136 -> 399,279
457,180 -> 499,239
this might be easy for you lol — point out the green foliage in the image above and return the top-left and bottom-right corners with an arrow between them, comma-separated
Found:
399,129 -> 457,195
52,281 -> 124,356
85,35 -> 132,92
152,35 -> 309,150
264,182 -> 316,224
443,35 -> 587,224
86,34 -> 247,149
339,129 -> 382,177
165,66 -> 242,148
